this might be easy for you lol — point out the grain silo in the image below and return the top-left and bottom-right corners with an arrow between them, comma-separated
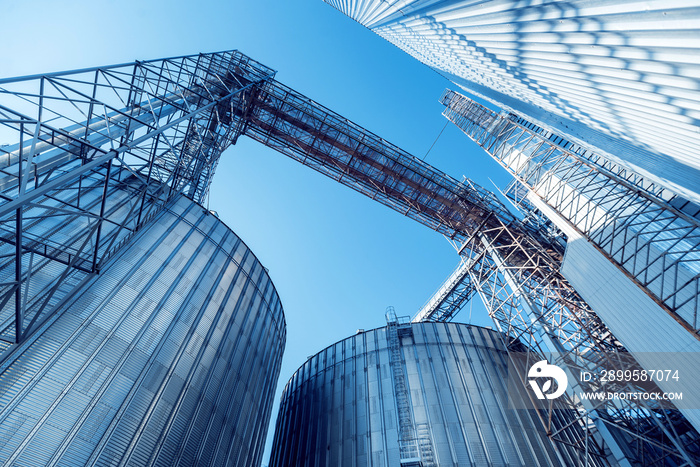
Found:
270,320 -> 592,466
0,194 -> 286,466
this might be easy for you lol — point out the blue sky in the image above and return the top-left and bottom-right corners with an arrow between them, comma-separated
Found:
1,0 -> 514,463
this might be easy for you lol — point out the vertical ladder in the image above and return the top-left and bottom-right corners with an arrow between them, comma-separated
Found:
386,307 -> 421,466
416,423 -> 436,467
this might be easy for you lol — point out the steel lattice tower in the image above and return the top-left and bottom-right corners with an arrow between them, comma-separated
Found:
0,51 -> 273,345
0,50 -> 697,465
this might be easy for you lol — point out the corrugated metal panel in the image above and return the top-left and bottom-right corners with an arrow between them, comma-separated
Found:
561,233 -> 700,427
324,0 -> 700,203
270,322 -> 580,466
0,195 -> 286,467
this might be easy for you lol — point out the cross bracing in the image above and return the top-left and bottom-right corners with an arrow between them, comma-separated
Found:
0,50 -> 697,465
0,51 -> 274,344
413,259 -> 476,323
441,89 -> 700,336
243,63 -> 700,466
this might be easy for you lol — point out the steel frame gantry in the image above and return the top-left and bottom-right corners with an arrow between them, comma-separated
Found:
0,51 -> 273,346
239,70 -> 698,465
441,89 -> 700,336
1,50 -> 697,466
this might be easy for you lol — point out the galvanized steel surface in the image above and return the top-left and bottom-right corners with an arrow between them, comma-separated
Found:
270,322 -> 585,466
0,51 -> 276,345
323,0 -> 700,204
0,195 -> 286,466
441,89 -> 700,335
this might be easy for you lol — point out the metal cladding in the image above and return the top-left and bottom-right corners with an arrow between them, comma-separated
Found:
270,322 -> 590,466
322,0 -> 700,204
441,89 -> 700,335
0,51 -> 277,346
0,195 -> 286,466
3,47 -> 697,466
440,89 -> 700,437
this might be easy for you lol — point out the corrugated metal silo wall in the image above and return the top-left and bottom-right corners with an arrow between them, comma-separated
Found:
270,322 -> 583,466
0,195 -> 286,467
322,0 -> 700,204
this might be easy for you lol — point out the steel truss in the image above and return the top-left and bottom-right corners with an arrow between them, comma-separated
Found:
414,216 -> 698,465
441,89 -> 700,335
0,50 -> 275,345
413,259 -> 475,323
238,73 -> 699,464
244,80 -> 515,238
464,217 -> 698,465
1,50 -> 697,465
